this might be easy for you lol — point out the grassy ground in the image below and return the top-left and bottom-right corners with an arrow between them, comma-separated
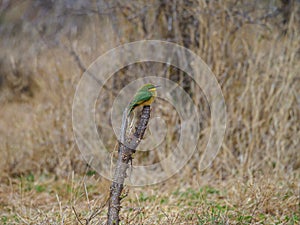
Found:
0,1 -> 299,224
1,172 -> 298,224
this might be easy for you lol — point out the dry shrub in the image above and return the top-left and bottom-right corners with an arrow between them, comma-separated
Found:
0,0 -> 298,184
0,1 -> 299,223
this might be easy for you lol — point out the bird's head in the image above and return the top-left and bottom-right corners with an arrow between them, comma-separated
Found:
142,83 -> 159,93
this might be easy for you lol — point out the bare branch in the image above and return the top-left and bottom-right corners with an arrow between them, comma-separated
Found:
107,106 -> 151,225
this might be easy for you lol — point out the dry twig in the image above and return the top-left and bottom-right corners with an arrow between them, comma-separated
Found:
107,106 -> 151,225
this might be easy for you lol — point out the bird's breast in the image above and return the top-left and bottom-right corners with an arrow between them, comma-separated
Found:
140,96 -> 155,106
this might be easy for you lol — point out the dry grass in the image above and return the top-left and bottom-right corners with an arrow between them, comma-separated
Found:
1,173 -> 298,224
0,0 -> 299,224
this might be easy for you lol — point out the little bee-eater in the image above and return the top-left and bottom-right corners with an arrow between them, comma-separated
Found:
128,83 -> 158,115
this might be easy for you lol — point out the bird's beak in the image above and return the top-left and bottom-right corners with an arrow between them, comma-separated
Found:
155,85 -> 160,88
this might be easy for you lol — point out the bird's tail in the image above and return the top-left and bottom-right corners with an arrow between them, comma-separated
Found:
127,104 -> 135,116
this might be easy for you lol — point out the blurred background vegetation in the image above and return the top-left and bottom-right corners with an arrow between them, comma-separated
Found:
0,0 -> 299,224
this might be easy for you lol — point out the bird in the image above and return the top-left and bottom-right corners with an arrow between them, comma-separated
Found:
127,83 -> 159,115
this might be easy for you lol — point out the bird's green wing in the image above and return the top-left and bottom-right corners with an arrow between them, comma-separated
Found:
128,90 -> 152,113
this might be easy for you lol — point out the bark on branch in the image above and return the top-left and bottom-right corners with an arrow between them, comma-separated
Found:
107,106 -> 151,225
